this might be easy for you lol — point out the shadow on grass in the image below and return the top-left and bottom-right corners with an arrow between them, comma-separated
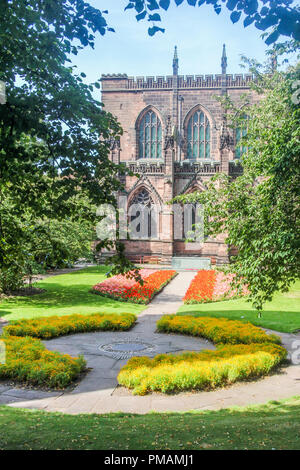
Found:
0,397 -> 300,451
177,309 -> 300,333
0,265 -> 144,320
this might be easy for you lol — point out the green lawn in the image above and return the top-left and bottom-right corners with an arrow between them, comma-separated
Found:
0,397 -> 300,450
0,266 -> 144,322
177,280 -> 300,333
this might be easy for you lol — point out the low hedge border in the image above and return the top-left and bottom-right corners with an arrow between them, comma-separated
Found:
3,313 -> 137,339
156,315 -> 281,345
117,316 -> 287,395
0,336 -> 86,388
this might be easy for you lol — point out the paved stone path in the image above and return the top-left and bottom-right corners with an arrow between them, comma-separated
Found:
1,271 -> 300,414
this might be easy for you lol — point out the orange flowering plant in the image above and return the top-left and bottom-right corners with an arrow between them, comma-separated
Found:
183,270 -> 249,304
3,313 -> 136,340
92,269 -> 177,304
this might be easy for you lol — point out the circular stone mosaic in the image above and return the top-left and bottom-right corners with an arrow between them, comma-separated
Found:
98,337 -> 157,359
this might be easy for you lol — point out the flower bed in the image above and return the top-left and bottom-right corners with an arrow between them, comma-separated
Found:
183,270 -> 249,304
118,343 -> 286,395
0,336 -> 86,388
117,316 -> 286,395
92,270 -> 177,304
157,315 -> 281,345
3,313 -> 136,340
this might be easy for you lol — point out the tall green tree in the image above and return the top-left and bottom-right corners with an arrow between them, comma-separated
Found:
176,58 -> 300,314
0,1 -> 125,292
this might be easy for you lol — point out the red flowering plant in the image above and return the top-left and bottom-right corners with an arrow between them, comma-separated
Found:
183,270 -> 249,304
92,269 -> 177,304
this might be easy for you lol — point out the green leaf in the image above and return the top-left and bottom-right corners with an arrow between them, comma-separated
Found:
149,13 -> 161,21
159,0 -> 170,10
136,11 -> 147,20
148,25 -> 165,35
230,11 -> 242,23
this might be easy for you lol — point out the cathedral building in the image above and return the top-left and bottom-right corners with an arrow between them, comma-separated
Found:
101,46 -> 256,267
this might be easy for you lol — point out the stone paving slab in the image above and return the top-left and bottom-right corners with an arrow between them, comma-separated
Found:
1,271 -> 300,414
0,395 -> 28,405
2,388 -> 61,400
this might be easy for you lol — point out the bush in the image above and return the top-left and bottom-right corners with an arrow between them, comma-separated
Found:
157,315 -> 281,345
0,336 -> 86,388
3,313 -> 136,339
118,343 -> 287,395
118,315 -> 285,395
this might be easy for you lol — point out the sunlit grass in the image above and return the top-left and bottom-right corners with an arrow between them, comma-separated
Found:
0,397 -> 300,449
177,280 -> 300,333
0,266 -> 144,321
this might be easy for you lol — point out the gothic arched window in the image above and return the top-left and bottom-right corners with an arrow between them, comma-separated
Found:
235,114 -> 249,159
138,110 -> 162,159
187,109 -> 211,159
128,188 -> 158,239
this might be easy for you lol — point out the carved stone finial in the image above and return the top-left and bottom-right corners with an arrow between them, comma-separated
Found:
173,45 -> 179,76
221,44 -> 227,75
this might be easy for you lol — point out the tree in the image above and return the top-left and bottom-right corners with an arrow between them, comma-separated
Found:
0,1 -> 128,292
125,0 -> 300,44
176,57 -> 300,314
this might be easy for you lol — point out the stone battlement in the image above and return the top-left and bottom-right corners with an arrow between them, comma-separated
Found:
101,73 -> 253,90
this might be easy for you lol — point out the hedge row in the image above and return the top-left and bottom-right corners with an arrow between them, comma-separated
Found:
0,336 -> 86,388
3,313 -> 136,339
118,315 -> 286,395
118,343 -> 287,395
156,315 -> 281,345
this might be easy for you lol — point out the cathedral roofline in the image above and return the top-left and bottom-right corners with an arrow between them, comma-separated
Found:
101,73 -> 254,90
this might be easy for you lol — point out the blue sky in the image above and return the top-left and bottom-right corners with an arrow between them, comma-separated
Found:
71,1 -> 274,89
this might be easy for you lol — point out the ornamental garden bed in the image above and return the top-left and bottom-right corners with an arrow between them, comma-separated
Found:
0,335 -> 86,389
117,315 -> 287,395
92,269 -> 177,304
0,313 -> 136,388
183,269 -> 249,304
3,313 -> 136,339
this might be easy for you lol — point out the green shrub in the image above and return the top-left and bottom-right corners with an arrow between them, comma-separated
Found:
3,313 -> 136,339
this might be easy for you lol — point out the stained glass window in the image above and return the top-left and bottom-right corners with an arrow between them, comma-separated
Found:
187,110 -> 210,159
138,110 -> 162,159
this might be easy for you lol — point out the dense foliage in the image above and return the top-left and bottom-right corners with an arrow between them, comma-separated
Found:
176,62 -> 300,312
125,0 -> 300,44
0,1 -> 125,292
